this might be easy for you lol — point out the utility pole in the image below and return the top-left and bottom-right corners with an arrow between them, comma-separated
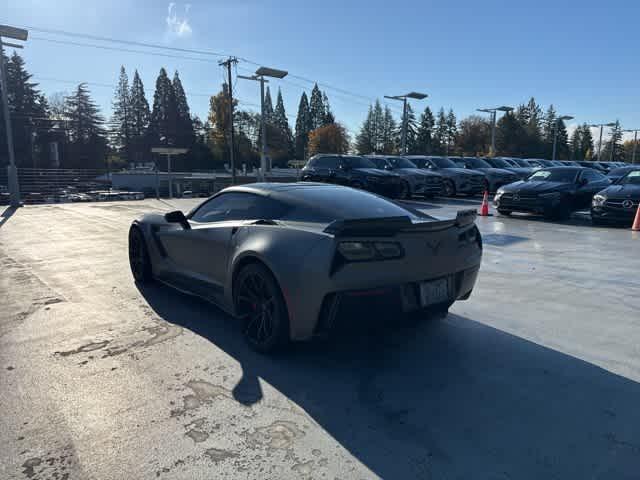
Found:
0,25 -> 29,207
552,115 -> 573,161
590,122 -> 615,161
238,67 -> 288,182
219,57 -> 238,184
384,92 -> 428,155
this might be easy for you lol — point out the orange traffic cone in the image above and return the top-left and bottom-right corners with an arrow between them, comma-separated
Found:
478,190 -> 492,217
632,203 -> 640,231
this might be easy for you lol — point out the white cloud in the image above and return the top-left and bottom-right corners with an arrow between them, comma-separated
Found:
166,3 -> 192,38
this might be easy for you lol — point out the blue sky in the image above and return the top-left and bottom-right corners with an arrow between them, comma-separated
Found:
5,0 -> 640,141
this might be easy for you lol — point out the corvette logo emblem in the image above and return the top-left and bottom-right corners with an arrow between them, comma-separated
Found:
426,240 -> 442,254
622,200 -> 634,209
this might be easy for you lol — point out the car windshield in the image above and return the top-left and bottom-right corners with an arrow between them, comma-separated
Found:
528,169 -> 578,183
466,158 -> 492,168
488,158 -> 512,168
344,157 -> 376,169
389,158 -> 417,168
431,157 -> 458,168
620,171 -> 640,185
610,167 -> 638,176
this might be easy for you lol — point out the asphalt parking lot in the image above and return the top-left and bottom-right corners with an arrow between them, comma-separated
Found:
1,197 -> 640,479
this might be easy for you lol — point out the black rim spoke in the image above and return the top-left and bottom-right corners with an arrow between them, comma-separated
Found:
239,273 -> 277,346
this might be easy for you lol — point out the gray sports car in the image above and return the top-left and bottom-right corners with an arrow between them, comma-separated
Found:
128,183 -> 482,352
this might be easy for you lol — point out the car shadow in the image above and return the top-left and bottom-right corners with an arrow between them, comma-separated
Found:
137,282 -> 640,479
0,205 -> 18,229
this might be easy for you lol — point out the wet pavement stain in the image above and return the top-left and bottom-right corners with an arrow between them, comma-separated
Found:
291,460 -> 314,475
243,420 -> 305,450
204,448 -> 238,463
55,340 -> 110,357
186,429 -> 209,443
21,457 -> 41,478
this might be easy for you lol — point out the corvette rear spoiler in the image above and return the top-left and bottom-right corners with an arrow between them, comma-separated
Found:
324,209 -> 477,237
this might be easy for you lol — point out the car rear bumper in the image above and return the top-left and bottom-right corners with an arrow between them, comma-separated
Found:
313,265 -> 480,338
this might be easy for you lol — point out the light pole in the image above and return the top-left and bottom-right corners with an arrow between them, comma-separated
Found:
590,122 -> 616,161
552,115 -> 574,161
238,66 -> 288,182
0,24 -> 28,208
476,106 -> 513,157
384,92 -> 428,154
623,129 -> 640,164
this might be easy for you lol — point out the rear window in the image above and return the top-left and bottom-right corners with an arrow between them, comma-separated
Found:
282,187 -> 420,223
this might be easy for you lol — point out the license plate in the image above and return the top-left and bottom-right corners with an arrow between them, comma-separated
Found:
419,277 -> 451,307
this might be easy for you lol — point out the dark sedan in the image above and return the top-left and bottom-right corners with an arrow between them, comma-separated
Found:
301,154 -> 403,198
494,167 -> 611,220
607,166 -> 640,183
591,170 -> 640,225
452,157 -> 519,192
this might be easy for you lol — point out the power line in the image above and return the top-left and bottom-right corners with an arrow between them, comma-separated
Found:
30,37 -> 216,63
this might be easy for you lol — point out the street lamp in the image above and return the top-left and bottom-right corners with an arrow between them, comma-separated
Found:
238,66 -> 288,181
623,129 -> 640,164
384,92 -> 428,154
552,115 -> 574,161
589,122 -> 616,161
476,106 -> 513,157
0,24 -> 29,208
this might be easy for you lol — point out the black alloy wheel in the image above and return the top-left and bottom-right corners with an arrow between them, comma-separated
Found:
235,264 -> 289,353
128,226 -> 152,283
443,180 -> 456,197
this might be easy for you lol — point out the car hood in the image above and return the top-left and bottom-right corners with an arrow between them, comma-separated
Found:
441,167 -> 484,176
500,180 -> 574,193
396,168 -> 442,178
354,168 -> 399,177
599,184 -> 640,199
475,167 -> 517,177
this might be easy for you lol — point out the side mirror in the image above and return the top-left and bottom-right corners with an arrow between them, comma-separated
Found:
165,210 -> 191,229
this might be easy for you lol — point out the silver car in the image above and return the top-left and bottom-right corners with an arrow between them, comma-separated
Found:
128,183 -> 482,352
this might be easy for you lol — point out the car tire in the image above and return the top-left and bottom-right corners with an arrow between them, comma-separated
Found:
398,180 -> 411,199
234,263 -> 290,354
443,180 -> 456,197
498,209 -> 512,216
128,226 -> 153,283
546,199 -> 571,221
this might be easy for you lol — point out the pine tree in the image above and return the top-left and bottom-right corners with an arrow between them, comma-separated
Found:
523,97 -> 543,156
110,66 -> 132,162
149,68 -> 177,146
129,70 -> 151,163
263,86 -> 274,124
0,52 -> 49,167
64,83 -> 108,168
580,124 -> 594,159
355,105 -> 376,155
570,128 -> 581,160
602,120 -> 624,161
555,119 -> 570,160
308,84 -> 325,130
273,88 -> 293,157
542,105 -> 557,158
322,92 -> 335,125
207,83 -> 238,167
496,111 -> 528,157
445,109 -> 458,155
172,71 -> 195,148
381,106 -> 397,154
403,104 -> 419,154
433,108 -> 448,155
415,106 -> 435,154
294,92 -> 311,159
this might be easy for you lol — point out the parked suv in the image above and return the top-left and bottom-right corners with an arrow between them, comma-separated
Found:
366,155 -> 444,198
301,154 -> 403,198
407,156 -> 485,196
452,157 -> 520,192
